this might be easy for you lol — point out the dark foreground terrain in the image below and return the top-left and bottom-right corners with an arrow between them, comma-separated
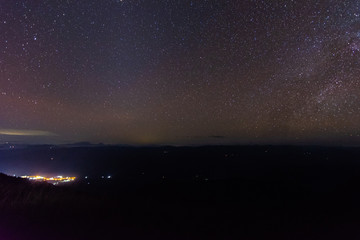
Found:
1,146 -> 360,239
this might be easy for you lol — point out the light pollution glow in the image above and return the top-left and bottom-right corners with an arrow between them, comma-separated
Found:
21,175 -> 76,183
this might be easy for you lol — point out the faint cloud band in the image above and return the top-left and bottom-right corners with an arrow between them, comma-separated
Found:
0,129 -> 57,136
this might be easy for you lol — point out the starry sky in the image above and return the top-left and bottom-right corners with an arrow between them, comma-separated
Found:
1,0 -> 360,145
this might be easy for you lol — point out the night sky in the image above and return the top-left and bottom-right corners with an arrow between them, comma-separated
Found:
1,0 -> 360,145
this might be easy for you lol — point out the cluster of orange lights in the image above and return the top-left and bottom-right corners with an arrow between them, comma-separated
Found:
21,175 -> 76,183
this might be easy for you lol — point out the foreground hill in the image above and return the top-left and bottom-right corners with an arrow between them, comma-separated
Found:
1,146 -> 360,239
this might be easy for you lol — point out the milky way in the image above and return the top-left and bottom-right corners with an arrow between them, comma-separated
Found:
1,0 -> 360,145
